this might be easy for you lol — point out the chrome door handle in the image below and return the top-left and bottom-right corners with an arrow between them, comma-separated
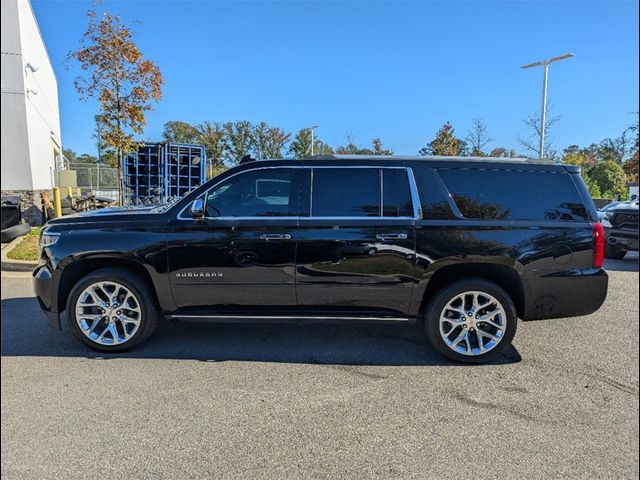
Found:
260,233 -> 292,241
376,233 -> 408,241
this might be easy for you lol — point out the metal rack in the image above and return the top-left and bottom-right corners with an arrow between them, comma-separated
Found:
123,142 -> 205,205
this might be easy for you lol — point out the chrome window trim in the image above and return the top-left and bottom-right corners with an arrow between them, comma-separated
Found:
379,168 -> 384,216
176,164 -> 423,221
406,167 -> 423,220
309,168 -> 314,217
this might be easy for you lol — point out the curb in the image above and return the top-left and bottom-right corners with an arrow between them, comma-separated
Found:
1,235 -> 38,272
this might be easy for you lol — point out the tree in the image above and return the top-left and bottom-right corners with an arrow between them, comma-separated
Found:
488,147 -> 518,158
197,121 -> 226,168
623,113 -> 639,182
289,128 -> 313,157
223,121 -> 254,163
92,114 -> 117,166
162,120 -> 200,144
419,122 -> 467,156
76,153 -> 98,163
465,118 -> 494,156
252,122 -> 291,160
372,138 -> 393,155
69,6 -> 163,203
589,160 -> 628,199
517,103 -> 560,159
335,133 -> 364,154
63,148 -> 77,163
562,146 -> 601,197
313,140 -> 333,156
334,135 -> 394,155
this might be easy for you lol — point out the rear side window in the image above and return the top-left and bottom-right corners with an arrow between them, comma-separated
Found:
382,169 -> 413,217
438,169 -> 588,221
312,168 -> 380,217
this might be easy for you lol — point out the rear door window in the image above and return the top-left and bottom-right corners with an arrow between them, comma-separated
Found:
312,168 -> 380,217
437,169 -> 588,221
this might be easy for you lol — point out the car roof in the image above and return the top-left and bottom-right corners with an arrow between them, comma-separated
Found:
243,155 -> 573,172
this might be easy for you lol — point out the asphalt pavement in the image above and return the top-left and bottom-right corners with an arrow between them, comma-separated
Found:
1,255 -> 638,479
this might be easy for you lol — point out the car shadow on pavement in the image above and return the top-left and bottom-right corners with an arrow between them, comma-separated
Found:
1,296 -> 521,366
603,252 -> 639,272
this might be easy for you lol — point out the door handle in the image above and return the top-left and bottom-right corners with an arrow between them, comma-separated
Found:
376,233 -> 408,241
260,233 -> 292,241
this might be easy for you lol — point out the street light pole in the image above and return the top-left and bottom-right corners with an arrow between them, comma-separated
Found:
539,60 -> 549,159
305,125 -> 319,156
521,53 -> 575,159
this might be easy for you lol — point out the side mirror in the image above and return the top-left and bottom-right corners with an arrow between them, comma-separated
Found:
189,198 -> 205,218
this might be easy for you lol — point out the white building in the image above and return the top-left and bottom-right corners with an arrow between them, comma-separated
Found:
1,0 -> 62,225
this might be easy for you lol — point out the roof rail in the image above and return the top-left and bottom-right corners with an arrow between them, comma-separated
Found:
301,154 -> 555,164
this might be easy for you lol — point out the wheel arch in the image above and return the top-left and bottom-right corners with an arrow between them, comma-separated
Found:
57,256 -> 167,313
417,263 -> 526,319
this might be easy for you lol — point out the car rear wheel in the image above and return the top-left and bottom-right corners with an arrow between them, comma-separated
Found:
424,278 -> 517,363
66,268 -> 160,352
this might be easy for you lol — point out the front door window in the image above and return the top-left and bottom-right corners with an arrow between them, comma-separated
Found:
206,168 -> 297,217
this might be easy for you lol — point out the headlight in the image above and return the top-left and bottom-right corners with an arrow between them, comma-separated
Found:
40,232 -> 60,249
603,212 -> 613,221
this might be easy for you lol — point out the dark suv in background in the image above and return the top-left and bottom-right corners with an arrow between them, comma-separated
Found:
602,200 -> 639,259
33,155 -> 608,363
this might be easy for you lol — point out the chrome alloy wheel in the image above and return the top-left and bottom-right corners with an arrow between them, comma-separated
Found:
439,291 -> 507,356
75,281 -> 142,346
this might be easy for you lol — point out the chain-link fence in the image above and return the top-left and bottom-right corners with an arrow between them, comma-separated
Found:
56,162 -> 120,201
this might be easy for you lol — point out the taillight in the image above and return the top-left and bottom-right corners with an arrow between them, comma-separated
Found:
593,223 -> 605,268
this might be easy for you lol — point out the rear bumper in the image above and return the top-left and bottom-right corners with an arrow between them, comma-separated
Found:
523,268 -> 608,321
605,227 -> 639,251
32,264 -> 61,330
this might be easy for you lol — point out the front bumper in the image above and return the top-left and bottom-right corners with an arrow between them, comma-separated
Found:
605,227 -> 639,252
523,267 -> 608,321
33,264 -> 61,330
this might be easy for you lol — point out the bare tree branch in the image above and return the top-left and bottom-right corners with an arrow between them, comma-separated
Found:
465,118 -> 494,156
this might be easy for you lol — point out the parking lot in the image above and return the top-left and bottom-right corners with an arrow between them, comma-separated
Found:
1,255 -> 638,480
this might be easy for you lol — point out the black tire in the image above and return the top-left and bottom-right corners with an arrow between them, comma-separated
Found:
66,267 -> 160,352
424,278 -> 517,364
1,223 -> 31,243
605,243 -> 626,260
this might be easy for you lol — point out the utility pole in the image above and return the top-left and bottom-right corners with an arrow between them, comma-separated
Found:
305,125 -> 319,156
521,53 -> 575,159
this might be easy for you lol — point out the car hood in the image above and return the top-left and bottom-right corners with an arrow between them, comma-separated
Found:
46,206 -> 168,225
610,203 -> 639,213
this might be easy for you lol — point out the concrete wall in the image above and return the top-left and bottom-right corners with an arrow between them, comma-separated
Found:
18,0 -> 61,190
1,0 -> 32,190
1,0 -> 61,192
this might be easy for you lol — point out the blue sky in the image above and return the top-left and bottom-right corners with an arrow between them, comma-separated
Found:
32,0 -> 639,156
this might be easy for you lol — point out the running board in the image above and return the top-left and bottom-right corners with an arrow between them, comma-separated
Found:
169,314 -> 412,324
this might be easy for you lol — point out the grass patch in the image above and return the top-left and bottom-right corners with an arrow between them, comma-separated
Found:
6,227 -> 41,261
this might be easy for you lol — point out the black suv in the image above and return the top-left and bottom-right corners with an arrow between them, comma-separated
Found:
602,200 -> 639,259
33,156 -> 608,363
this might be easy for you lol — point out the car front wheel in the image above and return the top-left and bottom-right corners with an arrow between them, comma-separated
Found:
66,268 -> 160,352
424,278 -> 517,363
